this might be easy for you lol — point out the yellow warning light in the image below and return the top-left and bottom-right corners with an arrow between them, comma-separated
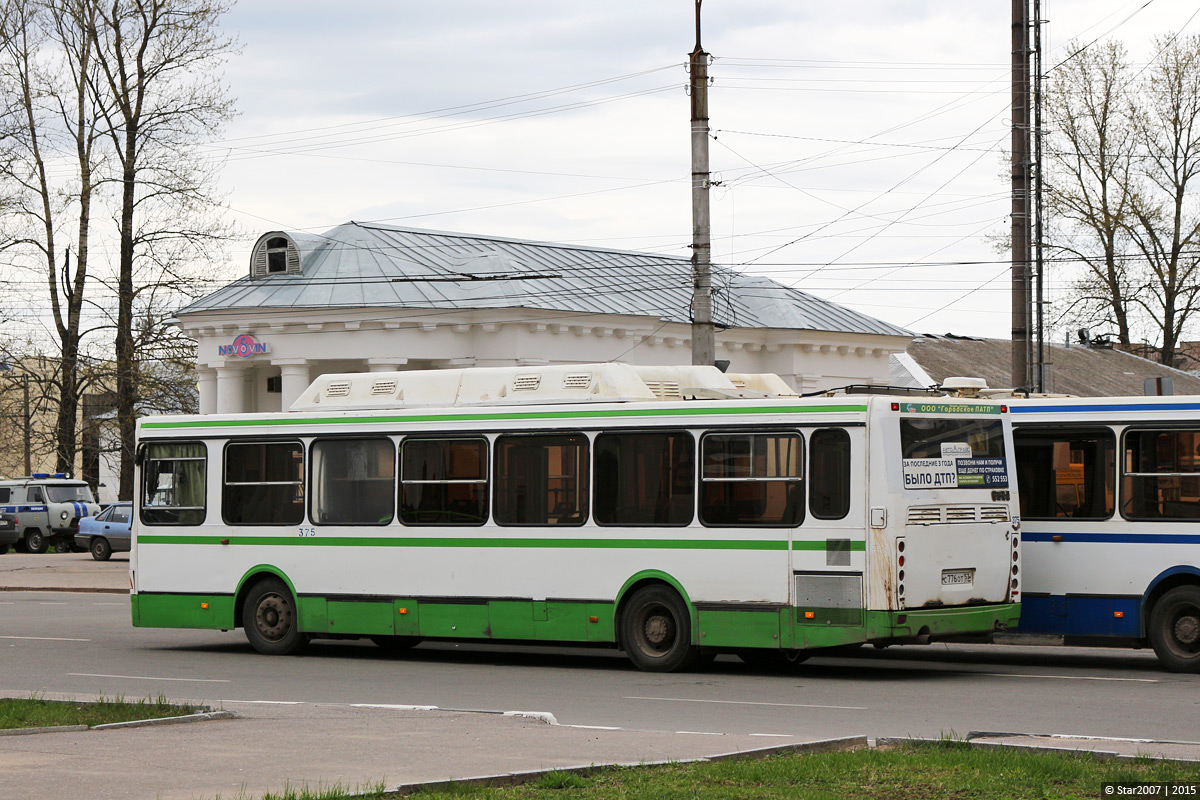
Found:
398,608 -> 408,615
1114,611 -> 1124,618
804,611 -> 816,619
200,603 -> 209,610
588,616 -> 599,623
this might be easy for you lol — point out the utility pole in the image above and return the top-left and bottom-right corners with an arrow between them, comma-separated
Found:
690,0 -> 715,367
1011,0 -> 1033,390
22,375 -> 30,476
1032,0 -> 1045,392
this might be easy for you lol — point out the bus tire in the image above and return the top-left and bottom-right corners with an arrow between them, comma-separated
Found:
1149,585 -> 1200,673
243,577 -> 309,656
24,529 -> 47,555
90,538 -> 112,561
620,585 -> 699,672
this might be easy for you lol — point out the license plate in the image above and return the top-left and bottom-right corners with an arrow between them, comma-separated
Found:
941,570 -> 973,586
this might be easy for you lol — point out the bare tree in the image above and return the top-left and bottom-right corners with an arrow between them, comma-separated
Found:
1043,39 -> 1139,346
1125,33 -> 1200,367
0,0 -> 108,474
87,0 -> 234,498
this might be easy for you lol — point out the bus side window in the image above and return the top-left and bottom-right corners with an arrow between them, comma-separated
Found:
311,438 -> 395,525
495,434 -> 588,526
700,432 -> 803,527
594,431 -> 694,526
142,441 -> 207,525
809,429 -> 850,520
1123,429 -> 1200,520
1014,429 -> 1114,520
223,441 -> 304,525
399,438 -> 488,526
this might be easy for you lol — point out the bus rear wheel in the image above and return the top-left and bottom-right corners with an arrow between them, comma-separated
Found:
243,577 -> 308,656
1150,585 -> 1200,673
620,585 -> 699,673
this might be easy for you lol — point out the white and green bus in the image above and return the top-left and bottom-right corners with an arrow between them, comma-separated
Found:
130,363 -> 1021,672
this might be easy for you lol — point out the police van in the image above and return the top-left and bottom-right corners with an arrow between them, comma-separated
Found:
0,474 -> 100,553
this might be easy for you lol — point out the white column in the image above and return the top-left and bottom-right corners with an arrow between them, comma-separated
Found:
367,358 -> 408,373
215,365 -> 247,414
196,367 -> 217,415
275,359 -> 311,411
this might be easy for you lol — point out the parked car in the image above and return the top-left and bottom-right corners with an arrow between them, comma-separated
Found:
0,511 -> 17,554
74,502 -> 132,561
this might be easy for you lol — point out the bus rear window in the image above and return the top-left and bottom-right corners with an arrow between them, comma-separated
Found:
900,418 -> 1007,490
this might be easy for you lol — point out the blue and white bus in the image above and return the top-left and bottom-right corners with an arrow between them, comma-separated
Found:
1011,396 -> 1200,672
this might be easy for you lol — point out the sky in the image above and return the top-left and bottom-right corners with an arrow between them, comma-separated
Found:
206,0 -> 1200,340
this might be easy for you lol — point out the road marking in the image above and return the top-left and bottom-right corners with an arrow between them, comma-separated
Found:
0,635 -> 90,642
222,700 -> 304,705
67,672 -> 230,683
567,724 -> 623,731
676,730 -> 725,736
351,703 -> 439,711
749,733 -> 795,737
37,602 -> 68,605
979,672 -> 1158,683
626,696 -> 866,711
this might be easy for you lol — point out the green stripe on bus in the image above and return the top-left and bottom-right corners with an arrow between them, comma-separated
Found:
141,404 -> 871,429
136,535 -> 790,550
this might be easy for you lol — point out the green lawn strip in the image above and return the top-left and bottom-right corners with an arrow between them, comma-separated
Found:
0,695 -> 205,730
234,744 -> 1200,800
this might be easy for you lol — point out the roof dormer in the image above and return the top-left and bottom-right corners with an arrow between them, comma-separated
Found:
250,232 -> 302,279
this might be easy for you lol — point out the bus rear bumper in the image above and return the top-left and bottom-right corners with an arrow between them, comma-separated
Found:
869,603 -> 1021,644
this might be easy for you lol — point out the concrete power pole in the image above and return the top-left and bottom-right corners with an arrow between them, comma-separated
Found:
1011,0 -> 1033,390
690,0 -> 715,367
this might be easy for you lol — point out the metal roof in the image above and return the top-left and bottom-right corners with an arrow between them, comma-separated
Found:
178,221 -> 911,337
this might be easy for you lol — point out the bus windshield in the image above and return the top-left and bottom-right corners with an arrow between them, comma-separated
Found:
45,484 -> 95,503
900,418 -> 1008,489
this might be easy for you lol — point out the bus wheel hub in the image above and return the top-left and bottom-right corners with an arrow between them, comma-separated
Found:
1174,615 -> 1199,646
644,615 -> 670,647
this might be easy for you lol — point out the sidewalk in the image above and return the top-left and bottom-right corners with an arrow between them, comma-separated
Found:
0,698 -> 854,800
0,551 -> 129,593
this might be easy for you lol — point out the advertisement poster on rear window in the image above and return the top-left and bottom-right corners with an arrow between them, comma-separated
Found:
902,442 -> 1009,489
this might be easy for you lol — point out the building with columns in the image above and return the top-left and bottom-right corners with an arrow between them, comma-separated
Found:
176,222 -> 915,413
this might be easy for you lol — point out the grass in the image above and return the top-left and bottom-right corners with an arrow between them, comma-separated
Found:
214,743 -> 1200,800
0,694 -> 205,730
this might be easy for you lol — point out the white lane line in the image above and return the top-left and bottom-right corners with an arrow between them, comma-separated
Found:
625,695 -> 866,711
566,724 -> 623,731
351,703 -> 439,711
979,672 -> 1159,683
0,635 -> 90,642
37,602 -> 69,605
749,733 -> 796,738
67,672 -> 230,683
676,730 -> 725,736
222,700 -> 305,705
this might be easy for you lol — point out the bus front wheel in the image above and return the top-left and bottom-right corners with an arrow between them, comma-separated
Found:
620,585 -> 699,673
24,529 -> 47,555
243,577 -> 309,656
1149,585 -> 1200,673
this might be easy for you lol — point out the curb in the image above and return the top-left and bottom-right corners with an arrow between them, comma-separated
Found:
375,735 -> 869,797
0,710 -> 237,736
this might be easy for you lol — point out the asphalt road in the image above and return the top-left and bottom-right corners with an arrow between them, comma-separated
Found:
3,588 -> 1195,743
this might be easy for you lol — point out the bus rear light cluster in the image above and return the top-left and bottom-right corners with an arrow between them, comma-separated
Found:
896,538 -> 906,609
1009,533 -> 1020,601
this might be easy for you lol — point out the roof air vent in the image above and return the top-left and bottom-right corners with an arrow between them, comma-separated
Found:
562,373 -> 592,389
371,380 -> 397,395
643,380 -> 682,399
512,374 -> 541,391
325,381 -> 351,397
